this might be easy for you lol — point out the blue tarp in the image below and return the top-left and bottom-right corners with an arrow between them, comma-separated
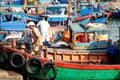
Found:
108,45 -> 118,56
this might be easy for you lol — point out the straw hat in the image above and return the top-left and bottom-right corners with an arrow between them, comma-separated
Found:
27,21 -> 35,26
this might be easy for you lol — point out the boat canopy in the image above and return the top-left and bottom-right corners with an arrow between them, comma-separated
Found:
70,23 -> 110,33
69,23 -> 85,33
86,23 -> 110,32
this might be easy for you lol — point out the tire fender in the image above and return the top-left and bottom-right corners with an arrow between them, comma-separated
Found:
43,61 -> 57,80
10,52 -> 25,68
26,57 -> 42,75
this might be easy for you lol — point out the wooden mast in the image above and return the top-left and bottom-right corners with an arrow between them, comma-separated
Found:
23,0 -> 27,10
68,1 -> 71,22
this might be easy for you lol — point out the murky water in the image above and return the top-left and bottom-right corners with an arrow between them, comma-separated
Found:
107,18 -> 120,43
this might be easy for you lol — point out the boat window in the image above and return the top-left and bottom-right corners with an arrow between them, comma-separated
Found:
97,31 -> 108,41
46,7 -> 67,15
13,14 -> 21,21
87,31 -> 98,42
2,14 -> 12,22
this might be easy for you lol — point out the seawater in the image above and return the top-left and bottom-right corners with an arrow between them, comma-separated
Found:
107,18 -> 120,43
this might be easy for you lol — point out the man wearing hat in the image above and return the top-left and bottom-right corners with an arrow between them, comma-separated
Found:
29,21 -> 42,56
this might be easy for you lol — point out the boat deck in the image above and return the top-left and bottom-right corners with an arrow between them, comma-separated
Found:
0,41 -> 108,65
41,47 -> 108,64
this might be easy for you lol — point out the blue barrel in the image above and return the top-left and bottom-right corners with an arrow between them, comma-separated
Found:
14,0 -> 23,5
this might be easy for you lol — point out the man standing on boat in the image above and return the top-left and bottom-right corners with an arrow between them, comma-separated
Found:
22,23 -> 33,54
28,21 -> 42,56
37,17 -> 51,46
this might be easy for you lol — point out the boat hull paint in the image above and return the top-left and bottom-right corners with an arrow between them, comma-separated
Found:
1,45 -> 120,80
91,12 -> 111,23
32,64 -> 120,80
54,67 -> 120,80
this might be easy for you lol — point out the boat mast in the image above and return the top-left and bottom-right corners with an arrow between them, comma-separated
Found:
68,1 -> 71,22
23,0 -> 27,10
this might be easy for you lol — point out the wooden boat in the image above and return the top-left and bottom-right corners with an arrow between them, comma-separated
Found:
0,36 -> 120,80
90,2 -> 112,23
112,9 -> 120,18
91,10 -> 112,23
0,21 -> 120,80
0,11 -> 41,43
78,2 -> 112,23
106,2 -> 120,18
68,22 -> 111,50
0,12 -> 26,40
40,4 -> 92,27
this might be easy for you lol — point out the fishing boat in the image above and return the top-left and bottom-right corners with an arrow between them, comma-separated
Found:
40,4 -> 92,27
39,4 -> 93,40
68,22 -> 111,50
0,21 -> 120,80
0,34 -> 120,80
0,11 -> 40,42
91,2 -> 112,23
0,12 -> 26,30
0,12 -> 26,40
106,2 -> 120,18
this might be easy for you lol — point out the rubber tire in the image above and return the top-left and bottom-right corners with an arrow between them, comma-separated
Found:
26,57 -> 42,75
43,61 -> 57,80
10,52 -> 25,68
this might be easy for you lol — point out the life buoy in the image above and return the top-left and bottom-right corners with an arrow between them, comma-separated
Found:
26,57 -> 42,75
43,61 -> 57,80
10,52 -> 25,68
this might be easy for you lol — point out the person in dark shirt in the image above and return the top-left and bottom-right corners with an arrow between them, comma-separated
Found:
22,24 -> 33,54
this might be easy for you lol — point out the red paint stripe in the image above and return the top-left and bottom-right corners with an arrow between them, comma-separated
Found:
54,61 -> 120,70
1,45 -> 120,70
74,14 -> 92,22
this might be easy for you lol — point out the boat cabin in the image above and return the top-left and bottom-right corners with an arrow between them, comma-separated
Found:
69,23 -> 111,50
0,12 -> 26,40
40,4 -> 77,27
0,12 -> 26,30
